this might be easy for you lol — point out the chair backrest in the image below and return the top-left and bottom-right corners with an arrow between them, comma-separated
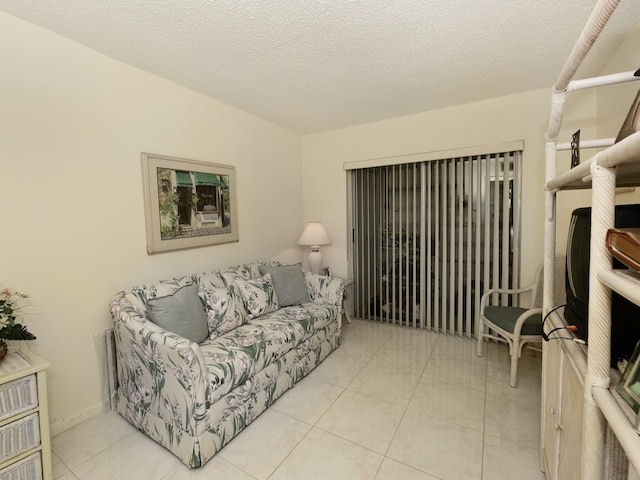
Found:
531,255 -> 566,309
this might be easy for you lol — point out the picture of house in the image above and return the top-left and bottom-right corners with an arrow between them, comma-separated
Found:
157,168 -> 231,239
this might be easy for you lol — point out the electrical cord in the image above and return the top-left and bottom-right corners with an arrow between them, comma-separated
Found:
540,303 -> 588,345
546,337 -> 587,345
546,325 -> 578,337
540,304 -> 566,341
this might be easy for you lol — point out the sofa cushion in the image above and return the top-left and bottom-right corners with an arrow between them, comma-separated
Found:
219,266 -> 254,286
198,271 -> 228,290
259,263 -> 310,307
304,272 -> 344,307
146,283 -> 209,343
199,286 -> 248,338
279,303 -> 337,333
126,275 -> 195,309
200,310 -> 312,403
235,274 -> 279,319
199,303 -> 340,403
198,263 -> 261,291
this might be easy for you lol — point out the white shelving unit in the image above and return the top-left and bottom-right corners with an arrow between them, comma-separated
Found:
542,1 -> 640,479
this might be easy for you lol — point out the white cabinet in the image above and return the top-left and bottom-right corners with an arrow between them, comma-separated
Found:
0,352 -> 51,480
542,323 -> 586,480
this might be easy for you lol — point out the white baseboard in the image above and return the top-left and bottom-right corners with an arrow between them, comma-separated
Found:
49,402 -> 104,437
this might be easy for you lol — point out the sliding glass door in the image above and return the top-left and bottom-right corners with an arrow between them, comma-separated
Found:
348,149 -> 522,336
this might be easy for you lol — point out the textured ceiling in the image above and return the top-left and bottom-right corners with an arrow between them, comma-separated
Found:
1,0 -> 639,134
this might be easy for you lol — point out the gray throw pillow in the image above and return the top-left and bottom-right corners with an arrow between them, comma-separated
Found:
259,263 -> 310,307
147,283 -> 209,343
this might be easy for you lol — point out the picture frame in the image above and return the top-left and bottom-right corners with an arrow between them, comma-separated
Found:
141,153 -> 239,254
616,339 -> 640,415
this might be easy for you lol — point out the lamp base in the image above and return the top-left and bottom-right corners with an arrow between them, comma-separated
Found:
308,248 -> 322,275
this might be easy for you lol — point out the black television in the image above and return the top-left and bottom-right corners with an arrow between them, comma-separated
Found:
565,204 -> 640,366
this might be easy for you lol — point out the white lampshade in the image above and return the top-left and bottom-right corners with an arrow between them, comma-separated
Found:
297,222 -> 331,247
298,222 -> 331,274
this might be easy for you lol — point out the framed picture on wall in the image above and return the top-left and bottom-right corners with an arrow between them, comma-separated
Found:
141,153 -> 239,254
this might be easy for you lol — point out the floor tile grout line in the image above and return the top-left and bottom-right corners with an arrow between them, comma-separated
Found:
344,322 -> 539,479
378,333 -> 438,461
383,329 -> 485,479
263,356 -> 358,480
480,338 -> 490,480
275,322 -> 430,479
57,430 -> 140,478
221,323 -> 380,480
57,319 -> 544,479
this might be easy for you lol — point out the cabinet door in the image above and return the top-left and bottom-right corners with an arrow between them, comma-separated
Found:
557,351 -> 584,480
542,341 -> 561,480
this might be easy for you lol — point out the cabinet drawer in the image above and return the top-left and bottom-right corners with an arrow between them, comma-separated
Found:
0,413 -> 40,463
0,375 -> 38,422
0,452 -> 42,480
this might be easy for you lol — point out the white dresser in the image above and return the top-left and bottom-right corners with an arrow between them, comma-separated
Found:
0,352 -> 51,480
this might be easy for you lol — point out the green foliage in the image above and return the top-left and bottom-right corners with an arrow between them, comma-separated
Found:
0,324 -> 36,341
159,192 -> 180,239
0,288 -> 36,341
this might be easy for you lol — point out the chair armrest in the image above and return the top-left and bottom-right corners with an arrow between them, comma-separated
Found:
480,282 -> 537,310
512,307 -> 543,332
110,293 -> 210,436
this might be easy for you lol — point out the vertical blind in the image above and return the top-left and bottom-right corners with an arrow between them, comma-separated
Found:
349,150 -> 522,336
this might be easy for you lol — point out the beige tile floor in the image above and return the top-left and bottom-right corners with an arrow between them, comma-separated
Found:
51,319 -> 546,480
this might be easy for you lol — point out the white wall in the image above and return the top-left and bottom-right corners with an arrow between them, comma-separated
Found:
555,26 -> 640,251
597,28 -> 640,139
0,12 -> 303,434
301,88 -> 598,285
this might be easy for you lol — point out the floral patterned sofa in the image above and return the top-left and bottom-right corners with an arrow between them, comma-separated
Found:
110,262 -> 343,468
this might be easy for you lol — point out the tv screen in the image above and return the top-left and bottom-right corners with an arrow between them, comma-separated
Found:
565,204 -> 640,366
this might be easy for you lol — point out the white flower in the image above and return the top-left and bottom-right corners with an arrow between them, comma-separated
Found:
0,287 -> 35,340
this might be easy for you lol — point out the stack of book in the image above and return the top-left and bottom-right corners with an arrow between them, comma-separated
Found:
607,228 -> 640,271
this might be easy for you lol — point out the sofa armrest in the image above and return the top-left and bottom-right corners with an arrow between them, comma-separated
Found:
304,272 -> 345,312
110,293 -> 210,436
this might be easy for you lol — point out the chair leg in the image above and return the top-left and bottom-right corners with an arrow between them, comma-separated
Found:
476,320 -> 485,357
509,345 -> 519,388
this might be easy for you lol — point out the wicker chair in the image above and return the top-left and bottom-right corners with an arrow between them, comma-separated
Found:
476,256 -> 565,387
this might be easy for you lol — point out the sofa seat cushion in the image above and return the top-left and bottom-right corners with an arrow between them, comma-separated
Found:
267,303 -> 338,333
199,303 -> 339,404
200,316 -> 305,404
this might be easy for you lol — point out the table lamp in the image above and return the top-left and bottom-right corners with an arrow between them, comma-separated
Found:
297,222 -> 331,274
